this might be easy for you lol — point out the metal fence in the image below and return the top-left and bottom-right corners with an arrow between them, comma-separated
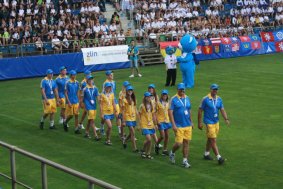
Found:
0,140 -> 121,189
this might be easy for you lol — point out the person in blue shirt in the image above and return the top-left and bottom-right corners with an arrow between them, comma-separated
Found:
39,69 -> 60,130
55,66 -> 69,124
63,70 -> 81,134
78,70 -> 92,130
168,83 -> 193,168
198,84 -> 230,165
128,40 -> 142,78
82,75 -> 101,141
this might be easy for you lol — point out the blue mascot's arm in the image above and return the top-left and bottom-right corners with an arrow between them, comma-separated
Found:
177,53 -> 194,63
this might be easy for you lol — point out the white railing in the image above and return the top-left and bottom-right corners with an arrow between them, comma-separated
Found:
0,140 -> 121,189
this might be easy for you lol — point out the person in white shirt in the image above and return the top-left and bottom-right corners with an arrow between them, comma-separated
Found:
62,35 -> 70,51
164,46 -> 177,86
206,7 -> 212,17
93,3 -> 100,13
117,30 -> 125,44
212,7 -> 219,17
52,35 -> 61,52
18,5 -> 25,17
100,23 -> 109,34
109,22 -> 117,32
93,23 -> 101,34
192,7 -> 199,17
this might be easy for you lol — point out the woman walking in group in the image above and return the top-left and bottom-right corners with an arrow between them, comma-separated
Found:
122,85 -> 139,152
155,90 -> 172,155
139,92 -> 157,160
99,82 -> 117,145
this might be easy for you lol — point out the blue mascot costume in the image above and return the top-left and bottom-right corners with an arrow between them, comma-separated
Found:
177,34 -> 198,89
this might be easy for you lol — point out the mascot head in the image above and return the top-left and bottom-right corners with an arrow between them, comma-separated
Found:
165,46 -> 176,55
178,34 -> 197,53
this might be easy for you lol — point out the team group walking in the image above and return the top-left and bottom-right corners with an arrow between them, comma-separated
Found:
40,67 -> 230,168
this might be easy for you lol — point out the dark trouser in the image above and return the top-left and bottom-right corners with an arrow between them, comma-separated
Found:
166,69 -> 176,86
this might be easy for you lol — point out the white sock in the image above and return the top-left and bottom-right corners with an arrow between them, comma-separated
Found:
183,158 -> 188,162
101,124 -> 104,130
63,118 -> 66,122
50,120 -> 54,127
40,117 -> 44,122
204,151 -> 210,156
170,151 -> 175,155
216,154 -> 221,160
118,126 -> 121,134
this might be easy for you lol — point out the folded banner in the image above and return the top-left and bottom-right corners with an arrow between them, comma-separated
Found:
82,45 -> 129,65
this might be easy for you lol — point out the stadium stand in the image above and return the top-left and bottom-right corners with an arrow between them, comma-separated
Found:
0,0 -> 282,57
133,0 -> 283,44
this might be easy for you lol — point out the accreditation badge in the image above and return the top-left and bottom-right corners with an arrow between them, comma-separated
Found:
184,110 -> 188,115
90,100 -> 94,105
214,113 -> 218,118
50,91 -> 53,95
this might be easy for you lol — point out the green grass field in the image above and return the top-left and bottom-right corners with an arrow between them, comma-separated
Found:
0,53 -> 283,189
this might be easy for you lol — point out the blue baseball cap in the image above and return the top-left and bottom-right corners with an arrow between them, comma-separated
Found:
59,66 -> 67,71
148,84 -> 155,89
86,75 -> 93,80
104,82 -> 112,88
126,85 -> 134,91
69,70 -> 77,75
210,84 -> 219,90
123,81 -> 130,87
161,89 -> 168,95
144,92 -> 151,97
177,83 -> 185,90
105,70 -> 113,75
84,70 -> 91,75
46,69 -> 53,75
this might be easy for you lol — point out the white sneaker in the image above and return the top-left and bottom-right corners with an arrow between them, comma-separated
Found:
129,74 -> 134,78
182,160 -> 191,168
169,151 -> 175,164
138,74 -> 142,77
95,127 -> 100,131
79,124 -> 85,130
158,144 -> 163,148
59,118 -> 63,124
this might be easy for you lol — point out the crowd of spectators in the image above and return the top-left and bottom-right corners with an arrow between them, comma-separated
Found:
0,0 -> 130,52
133,0 -> 283,41
0,0 -> 282,53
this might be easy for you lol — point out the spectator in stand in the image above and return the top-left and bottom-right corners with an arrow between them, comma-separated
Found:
35,37 -> 44,55
62,35 -> 70,52
52,35 -> 62,53
117,30 -> 126,45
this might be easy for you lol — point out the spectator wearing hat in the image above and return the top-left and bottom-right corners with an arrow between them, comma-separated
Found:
99,82 -> 117,145
82,75 -> 101,141
169,83 -> 194,168
63,70 -> 81,134
119,81 -> 131,139
39,69 -> 60,130
139,91 -> 158,160
121,85 -> 139,152
128,40 -> 142,78
198,84 -> 230,165
55,66 -> 69,125
78,70 -> 92,130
